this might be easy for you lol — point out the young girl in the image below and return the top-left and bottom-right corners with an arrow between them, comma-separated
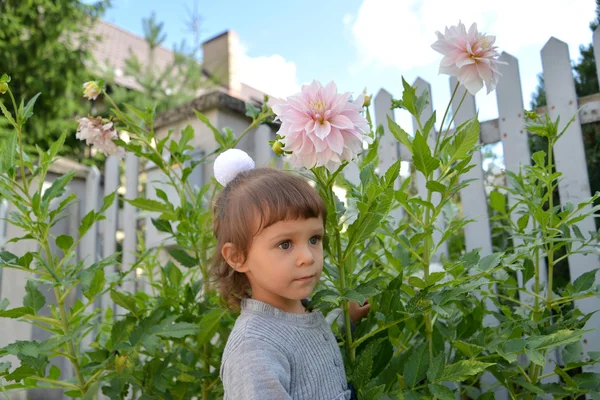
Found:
210,149 -> 369,400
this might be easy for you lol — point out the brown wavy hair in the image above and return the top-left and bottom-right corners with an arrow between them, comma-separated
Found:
210,168 -> 326,311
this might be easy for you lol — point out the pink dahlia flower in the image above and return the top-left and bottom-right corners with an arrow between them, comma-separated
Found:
431,21 -> 505,95
76,116 -> 124,157
272,80 -> 370,171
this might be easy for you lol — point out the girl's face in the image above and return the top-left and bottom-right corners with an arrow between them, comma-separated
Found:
224,217 -> 324,314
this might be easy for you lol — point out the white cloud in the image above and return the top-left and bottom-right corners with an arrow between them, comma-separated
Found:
238,43 -> 301,99
343,13 -> 354,26
350,0 -> 595,71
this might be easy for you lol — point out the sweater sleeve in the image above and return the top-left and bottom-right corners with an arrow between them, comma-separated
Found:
221,338 -> 293,400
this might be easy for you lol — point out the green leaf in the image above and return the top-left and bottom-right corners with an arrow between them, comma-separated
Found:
5,364 -> 36,382
413,131 -> 440,177
350,339 -> 382,389
99,191 -> 118,214
404,343 -> 429,388
562,340 -> 584,364
48,364 -> 60,380
163,262 -> 182,287
388,116 -> 413,153
477,252 -> 503,272
0,306 -> 34,318
453,341 -> 484,358
245,102 -> 260,119
21,93 -> 41,121
450,118 -> 480,161
532,151 -> 546,167
522,258 -> 535,284
573,269 -> 599,293
42,171 -> 75,206
197,309 -> 227,346
384,160 -> 401,187
428,384 -> 455,400
489,191 -> 506,213
426,181 -> 446,193
56,235 -> 74,252
408,276 -> 426,289
439,361 -> 494,383
344,289 -> 368,304
573,372 -> 600,391
0,362 -> 10,375
167,247 -> 198,268
517,214 -> 530,231
194,110 -> 226,148
110,318 -> 134,348
515,379 -> 544,395
125,198 -> 171,213
554,366 -> 578,387
156,322 -> 199,339
110,291 -> 138,316
0,130 -> 17,175
525,349 -> 545,366
427,352 -> 445,382
81,269 -> 105,301
78,211 -> 97,237
24,281 -> 45,314
0,101 -> 17,127
151,218 -> 173,234
528,330 -> 584,351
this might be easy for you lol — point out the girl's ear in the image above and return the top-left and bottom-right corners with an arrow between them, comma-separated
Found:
221,243 -> 249,272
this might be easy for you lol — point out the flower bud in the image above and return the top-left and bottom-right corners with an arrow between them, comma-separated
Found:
362,88 -> 371,107
272,141 -> 285,156
524,110 -> 539,121
82,81 -> 101,101
0,82 -> 8,95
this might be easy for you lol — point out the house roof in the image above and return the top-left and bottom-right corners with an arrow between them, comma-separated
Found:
91,20 -> 176,91
89,20 -> 277,105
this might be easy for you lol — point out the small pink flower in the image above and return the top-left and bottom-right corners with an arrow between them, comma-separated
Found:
272,80 -> 370,171
76,116 -> 124,157
431,21 -> 506,95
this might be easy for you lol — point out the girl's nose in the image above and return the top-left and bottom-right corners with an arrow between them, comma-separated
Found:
297,245 -> 315,266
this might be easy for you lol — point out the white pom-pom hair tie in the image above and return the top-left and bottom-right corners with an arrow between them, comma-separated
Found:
213,149 -> 255,186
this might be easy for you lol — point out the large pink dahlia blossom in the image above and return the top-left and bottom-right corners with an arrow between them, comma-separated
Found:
431,21 -> 505,95
272,80 -> 370,171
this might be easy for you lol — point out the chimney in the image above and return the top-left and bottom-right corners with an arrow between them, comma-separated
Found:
202,30 -> 242,96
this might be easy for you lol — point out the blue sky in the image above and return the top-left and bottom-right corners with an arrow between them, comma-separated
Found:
100,0 -> 596,132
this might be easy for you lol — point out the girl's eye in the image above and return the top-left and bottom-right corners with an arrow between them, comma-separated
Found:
278,241 -> 291,250
309,236 -> 321,245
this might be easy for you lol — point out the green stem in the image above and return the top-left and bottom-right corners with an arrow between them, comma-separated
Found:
53,285 -> 85,391
423,180 -> 434,364
533,217 -> 542,320
30,376 -> 80,391
444,90 -> 468,137
83,368 -> 104,390
44,239 -> 85,392
434,82 -> 459,155
495,294 -> 535,311
8,89 -> 29,195
546,138 -> 555,309
317,169 -> 355,363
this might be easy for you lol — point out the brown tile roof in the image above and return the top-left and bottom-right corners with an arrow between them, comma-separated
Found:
90,20 -> 178,90
89,20 -> 278,111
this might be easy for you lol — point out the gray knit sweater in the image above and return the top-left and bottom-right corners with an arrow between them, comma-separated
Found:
220,299 -> 352,400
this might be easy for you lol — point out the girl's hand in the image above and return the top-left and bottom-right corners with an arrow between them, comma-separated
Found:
349,299 -> 370,322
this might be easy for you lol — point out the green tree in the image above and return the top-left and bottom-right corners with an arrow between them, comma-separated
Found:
0,0 -> 110,158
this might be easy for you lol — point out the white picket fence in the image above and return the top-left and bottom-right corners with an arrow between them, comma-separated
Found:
1,29 -> 600,399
